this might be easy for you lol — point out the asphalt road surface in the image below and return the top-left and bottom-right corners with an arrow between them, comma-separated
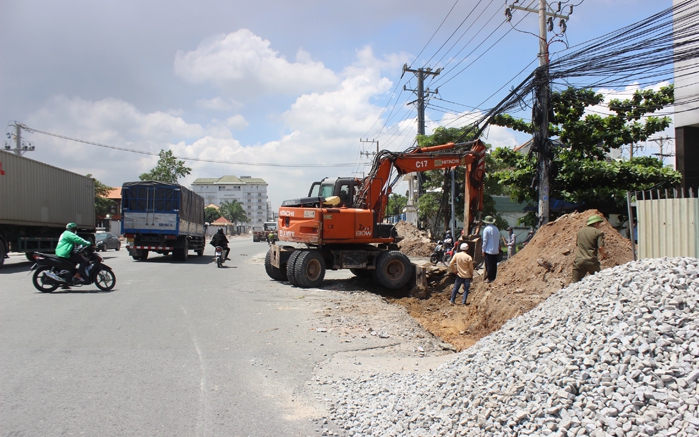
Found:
0,238 -> 352,437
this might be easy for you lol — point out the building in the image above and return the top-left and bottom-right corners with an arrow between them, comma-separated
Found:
191,176 -> 269,231
673,0 -> 699,191
98,187 -> 122,234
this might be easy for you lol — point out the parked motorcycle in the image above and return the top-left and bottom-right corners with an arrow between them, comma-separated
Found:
430,240 -> 445,265
442,246 -> 455,265
213,246 -> 225,268
30,246 -> 116,292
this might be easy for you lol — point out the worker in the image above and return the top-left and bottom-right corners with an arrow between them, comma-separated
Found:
502,227 -> 516,259
448,243 -> 474,305
56,222 -> 91,283
481,216 -> 500,283
572,214 -> 607,283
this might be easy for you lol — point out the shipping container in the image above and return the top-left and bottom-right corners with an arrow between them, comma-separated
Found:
0,150 -> 95,265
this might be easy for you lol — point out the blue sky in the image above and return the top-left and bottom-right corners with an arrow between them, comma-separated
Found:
0,0 -> 673,209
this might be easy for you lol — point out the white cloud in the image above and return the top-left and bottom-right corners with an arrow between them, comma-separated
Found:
195,97 -> 241,111
174,29 -> 339,97
225,115 -> 248,130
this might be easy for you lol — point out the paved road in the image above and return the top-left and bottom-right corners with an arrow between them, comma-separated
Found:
0,238 -> 348,436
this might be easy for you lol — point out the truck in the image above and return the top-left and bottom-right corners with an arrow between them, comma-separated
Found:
121,181 -> 206,261
265,139 -> 487,289
0,150 -> 96,268
253,221 -> 278,242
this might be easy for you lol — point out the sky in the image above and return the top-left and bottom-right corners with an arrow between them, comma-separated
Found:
0,0 -> 674,210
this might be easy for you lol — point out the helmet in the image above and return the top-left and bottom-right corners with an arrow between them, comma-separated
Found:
66,222 -> 78,231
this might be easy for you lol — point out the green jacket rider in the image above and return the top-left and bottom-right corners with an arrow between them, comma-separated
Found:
57,222 -> 91,282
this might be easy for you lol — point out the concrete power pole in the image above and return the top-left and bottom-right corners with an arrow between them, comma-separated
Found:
4,122 -> 35,156
506,1 -> 571,228
403,65 -> 441,228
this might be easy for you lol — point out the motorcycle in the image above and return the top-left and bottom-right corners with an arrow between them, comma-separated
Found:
442,245 -> 455,265
430,240 -> 445,265
213,246 -> 225,268
30,246 -> 116,292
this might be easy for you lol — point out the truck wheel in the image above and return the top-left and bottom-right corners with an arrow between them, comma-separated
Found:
293,250 -> 325,289
374,251 -> 411,289
0,242 -> 6,268
140,250 -> 149,261
286,250 -> 303,286
265,250 -> 287,281
174,240 -> 189,261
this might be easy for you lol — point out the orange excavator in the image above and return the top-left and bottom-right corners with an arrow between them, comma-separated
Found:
265,139 -> 487,289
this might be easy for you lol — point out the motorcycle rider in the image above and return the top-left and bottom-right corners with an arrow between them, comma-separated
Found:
56,222 -> 91,283
210,228 -> 230,260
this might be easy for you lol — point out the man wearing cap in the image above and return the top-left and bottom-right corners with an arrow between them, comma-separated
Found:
448,243 -> 474,304
572,214 -> 607,282
481,215 -> 500,283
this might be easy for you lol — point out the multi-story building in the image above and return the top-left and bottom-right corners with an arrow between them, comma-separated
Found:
191,176 -> 269,231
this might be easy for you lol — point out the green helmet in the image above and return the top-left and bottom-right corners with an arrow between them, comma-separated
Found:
66,222 -> 78,230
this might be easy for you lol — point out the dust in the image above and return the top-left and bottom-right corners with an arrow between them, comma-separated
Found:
389,210 -> 633,351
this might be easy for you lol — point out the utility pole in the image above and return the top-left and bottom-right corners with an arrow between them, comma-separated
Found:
359,138 -> 379,160
649,136 -> 675,165
4,122 -> 35,156
403,65 -> 441,228
506,1 -> 571,228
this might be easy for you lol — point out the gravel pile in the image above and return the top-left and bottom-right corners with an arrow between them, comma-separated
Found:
327,257 -> 699,436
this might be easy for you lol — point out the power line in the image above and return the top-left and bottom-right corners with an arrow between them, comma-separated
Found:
17,123 -> 357,168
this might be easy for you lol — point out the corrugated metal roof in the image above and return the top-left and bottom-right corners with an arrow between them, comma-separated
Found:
492,196 -> 532,213
191,176 -> 267,185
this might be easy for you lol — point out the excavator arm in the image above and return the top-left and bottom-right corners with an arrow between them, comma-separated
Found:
358,139 -> 486,234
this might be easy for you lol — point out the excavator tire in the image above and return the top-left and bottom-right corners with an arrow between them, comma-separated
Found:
286,250 -> 303,286
264,249 -> 287,281
373,251 -> 411,289
293,250 -> 325,289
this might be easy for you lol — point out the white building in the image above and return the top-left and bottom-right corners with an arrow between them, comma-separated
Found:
191,176 -> 269,231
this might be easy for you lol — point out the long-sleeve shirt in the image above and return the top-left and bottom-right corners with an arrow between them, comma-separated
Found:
55,230 -> 91,258
482,224 -> 500,255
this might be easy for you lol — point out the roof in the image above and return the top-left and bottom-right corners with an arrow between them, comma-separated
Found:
105,188 -> 122,200
212,216 -> 232,224
492,195 -> 533,213
192,176 -> 267,185
206,203 -> 219,209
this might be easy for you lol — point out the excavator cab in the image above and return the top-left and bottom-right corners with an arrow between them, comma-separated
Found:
307,177 -> 361,208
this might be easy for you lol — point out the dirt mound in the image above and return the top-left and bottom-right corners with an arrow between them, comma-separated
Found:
391,210 -> 633,351
395,221 -> 434,257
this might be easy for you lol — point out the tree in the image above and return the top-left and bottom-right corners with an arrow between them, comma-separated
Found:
139,149 -> 191,183
385,194 -> 408,219
415,126 -> 507,235
492,85 -> 681,224
88,174 -> 114,217
205,206 -> 221,224
219,200 -> 249,224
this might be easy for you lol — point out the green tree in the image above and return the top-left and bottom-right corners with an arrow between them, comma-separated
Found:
415,126 -> 506,234
385,193 -> 408,219
219,200 -> 249,224
139,149 -> 192,183
492,85 -> 681,224
204,206 -> 221,224
88,174 -> 114,217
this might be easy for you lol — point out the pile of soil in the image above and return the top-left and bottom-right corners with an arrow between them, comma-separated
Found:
390,210 -> 634,351
395,221 -> 434,257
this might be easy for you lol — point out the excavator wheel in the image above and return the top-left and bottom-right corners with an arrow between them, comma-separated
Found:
265,249 -> 287,281
373,251 -> 412,289
293,250 -> 325,288
286,250 -> 303,286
